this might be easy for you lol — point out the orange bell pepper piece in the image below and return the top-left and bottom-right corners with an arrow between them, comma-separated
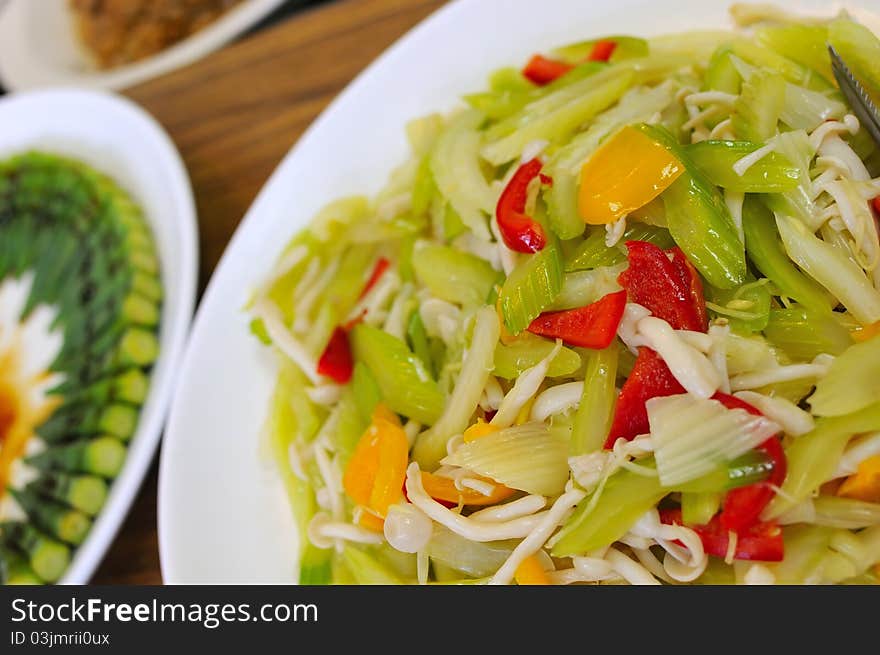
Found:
343,404 -> 409,518
463,419 -> 499,443
852,320 -> 880,343
837,454 -> 880,503
578,125 -> 684,225
420,471 -> 515,506
514,555 -> 551,585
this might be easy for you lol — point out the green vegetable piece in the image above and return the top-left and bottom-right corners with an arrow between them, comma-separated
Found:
755,24 -> 832,84
350,324 -> 445,425
0,547 -> 42,585
298,544 -> 332,585
765,401 -> 880,519
570,345 -> 618,455
26,472 -> 108,517
741,196 -> 831,312
26,437 -> 127,478
705,278 -> 771,333
351,361 -> 383,424
493,333 -> 581,380
828,17 -> 880,100
341,546 -> 404,585
552,36 -> 649,63
732,69 -> 786,142
703,46 -> 742,94
1,522 -> 70,583
685,140 -> 799,193
764,305 -> 854,361
412,244 -> 500,308
636,124 -> 745,288
9,488 -> 91,546
681,491 -> 722,526
498,241 -> 564,334
809,334 -> 880,417
552,462 -> 667,557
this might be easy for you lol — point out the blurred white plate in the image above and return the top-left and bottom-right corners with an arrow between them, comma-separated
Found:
0,0 -> 288,91
157,0 -> 878,583
0,88 -> 198,583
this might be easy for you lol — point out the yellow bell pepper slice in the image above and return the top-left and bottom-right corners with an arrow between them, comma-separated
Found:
343,404 -> 409,518
837,454 -> 880,503
578,125 -> 684,225
420,471 -> 515,506
514,555 -> 551,585
463,419 -> 499,443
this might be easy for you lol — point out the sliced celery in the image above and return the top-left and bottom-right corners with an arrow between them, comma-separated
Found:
565,223 -> 673,272
551,462 -> 667,557
828,18 -> 880,100
482,69 -> 635,165
324,244 -> 377,315
681,491 -> 722,526
809,334 -> 880,417
493,333 -> 581,379
640,123 -> 745,289
430,109 -> 496,239
341,546 -> 404,585
705,277 -> 771,334
411,155 -> 435,218
776,213 -> 880,325
762,130 -> 818,229
426,526 -> 517,578
351,361 -> 382,423
333,388 -> 369,461
350,324 -> 445,425
741,196 -> 832,312
406,310 -> 434,378
763,305 -> 854,361
674,450 -> 774,493
298,544 -> 332,585
813,496 -> 880,530
249,317 -> 271,345
552,36 -> 649,63
442,422 -> 570,496
498,241 -> 564,334
755,24 -> 832,85
545,83 -> 676,239
729,39 -> 832,91
489,67 -> 535,94
548,264 -> 624,311
703,45 -> 741,94
732,69 -> 785,142
464,91 -> 530,122
766,525 -> 834,584
412,244 -> 501,308
765,401 -> 880,519
413,306 -> 500,469
779,83 -> 846,132
685,140 -> 799,193
570,346 -> 618,455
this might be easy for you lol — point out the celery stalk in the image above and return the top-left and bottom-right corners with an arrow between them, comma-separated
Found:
350,324 -> 445,425
808,334 -> 880,417
674,450 -> 774,493
828,18 -> 880,100
729,39 -> 833,91
482,70 -> 635,165
732,69 -> 785,142
706,278 -> 771,333
685,140 -> 799,192
298,544 -> 332,585
703,46 -> 741,94
639,123 -> 746,288
741,197 -> 832,312
776,213 -> 880,325
493,333 -> 581,379
681,491 -> 722,526
548,264 -> 624,311
498,241 -> 564,334
551,462 -> 667,557
413,306 -> 500,469
765,401 -> 880,519
755,24 -> 832,85
553,36 -> 649,63
565,223 -> 673,272
762,130 -> 818,229
351,361 -> 382,423
766,525 -> 834,584
430,109 -> 496,240
333,389 -> 369,461
570,346 -> 618,455
406,310 -> 434,378
342,546 -> 404,585
763,305 -> 854,361
412,244 -> 501,308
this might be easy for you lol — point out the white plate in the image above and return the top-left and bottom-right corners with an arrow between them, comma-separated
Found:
0,0 -> 288,92
0,88 -> 198,583
158,0 -> 878,583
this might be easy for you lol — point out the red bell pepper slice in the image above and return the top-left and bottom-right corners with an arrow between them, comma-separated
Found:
587,40 -> 617,62
360,257 -> 391,300
317,326 -> 354,384
527,290 -> 627,349
617,241 -> 707,332
522,54 -> 574,86
873,196 -> 880,215
661,509 -> 784,562
604,348 -> 684,448
495,158 -> 548,253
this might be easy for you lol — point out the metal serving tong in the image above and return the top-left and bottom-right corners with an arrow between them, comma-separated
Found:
829,44 -> 880,148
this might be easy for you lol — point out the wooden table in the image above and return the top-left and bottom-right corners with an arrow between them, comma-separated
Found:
92,0 -> 446,584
